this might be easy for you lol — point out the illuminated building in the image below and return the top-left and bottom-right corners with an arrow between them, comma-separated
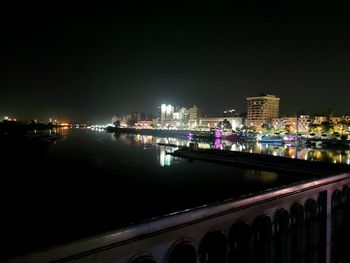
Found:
199,117 -> 243,130
246,94 -> 280,128
112,112 -> 151,127
272,115 -> 310,133
160,104 -> 174,127
3,116 -> 17,121
111,115 -> 121,123
313,116 -> 328,125
186,105 -> 201,128
134,120 -> 153,129
297,115 -> 311,133
157,104 -> 201,128
330,116 -> 344,124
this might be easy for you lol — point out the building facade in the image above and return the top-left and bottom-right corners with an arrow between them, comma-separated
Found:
272,115 -> 311,133
313,116 -> 328,125
246,94 -> 280,128
329,117 -> 344,124
159,104 -> 175,127
157,104 -> 201,128
186,105 -> 201,128
199,117 -> 243,130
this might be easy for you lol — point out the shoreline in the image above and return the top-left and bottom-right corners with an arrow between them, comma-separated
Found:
106,127 -> 215,138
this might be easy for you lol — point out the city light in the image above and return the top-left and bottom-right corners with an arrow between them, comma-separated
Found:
3,116 -> 16,121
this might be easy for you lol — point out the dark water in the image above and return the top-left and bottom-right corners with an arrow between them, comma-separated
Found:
0,129 -> 318,258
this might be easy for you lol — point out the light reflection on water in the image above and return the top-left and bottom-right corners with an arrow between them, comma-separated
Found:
114,133 -> 350,167
106,133 -> 280,183
244,170 -> 278,183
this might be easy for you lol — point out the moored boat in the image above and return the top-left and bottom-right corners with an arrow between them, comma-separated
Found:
258,135 -> 283,144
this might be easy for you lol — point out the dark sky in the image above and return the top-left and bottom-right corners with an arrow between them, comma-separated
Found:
1,2 -> 350,123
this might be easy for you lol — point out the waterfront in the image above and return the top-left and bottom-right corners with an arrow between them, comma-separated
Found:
1,129 -> 350,260
0,129 -> 324,259
121,132 -> 350,166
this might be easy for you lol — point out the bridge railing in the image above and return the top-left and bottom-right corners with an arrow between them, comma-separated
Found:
8,173 -> 350,263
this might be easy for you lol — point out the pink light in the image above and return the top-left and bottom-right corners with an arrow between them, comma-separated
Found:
188,132 -> 193,140
215,138 -> 222,149
215,129 -> 221,139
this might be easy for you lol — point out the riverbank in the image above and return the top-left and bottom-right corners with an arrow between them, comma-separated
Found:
106,127 -> 214,138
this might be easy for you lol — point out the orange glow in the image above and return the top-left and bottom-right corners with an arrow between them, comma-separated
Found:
60,122 -> 70,126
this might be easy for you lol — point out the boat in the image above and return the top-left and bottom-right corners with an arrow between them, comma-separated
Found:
231,132 -> 258,142
258,135 -> 283,144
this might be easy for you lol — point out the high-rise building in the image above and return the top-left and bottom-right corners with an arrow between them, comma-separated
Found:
246,94 -> 280,128
157,104 -> 202,128
186,105 -> 201,128
159,104 -> 174,126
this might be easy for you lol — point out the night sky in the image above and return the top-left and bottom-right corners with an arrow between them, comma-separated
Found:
1,2 -> 350,123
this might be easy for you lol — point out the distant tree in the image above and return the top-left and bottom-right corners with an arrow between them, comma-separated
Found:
341,134 -> 348,140
241,125 -> 249,131
339,120 -> 349,126
223,119 -> 232,130
261,123 -> 271,130
284,124 -> 292,134
336,120 -> 349,134
217,119 -> 232,130
113,120 -> 121,128
309,123 -> 321,133
248,126 -> 256,132
320,121 -> 333,133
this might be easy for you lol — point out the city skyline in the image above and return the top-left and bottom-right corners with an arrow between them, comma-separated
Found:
2,3 -> 350,122
2,94 -> 350,124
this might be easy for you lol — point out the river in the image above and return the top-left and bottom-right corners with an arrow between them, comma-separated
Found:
1,128 -> 348,258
